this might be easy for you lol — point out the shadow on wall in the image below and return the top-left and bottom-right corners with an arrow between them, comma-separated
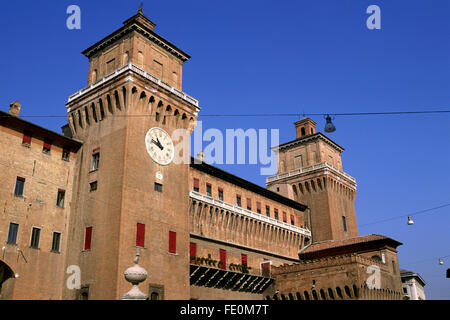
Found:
0,260 -> 15,300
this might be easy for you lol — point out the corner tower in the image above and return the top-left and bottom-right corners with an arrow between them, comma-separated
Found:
64,9 -> 199,299
266,118 -> 357,243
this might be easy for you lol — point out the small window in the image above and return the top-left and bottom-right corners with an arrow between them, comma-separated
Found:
154,182 -> 163,193
62,148 -> 70,161
266,206 -> 270,217
91,152 -> 100,171
342,216 -> 347,232
7,223 -> 19,244
206,184 -> 212,196
56,189 -> 65,208
247,198 -> 252,210
84,227 -> 93,250
51,232 -> 61,252
43,139 -> 52,154
236,195 -> 241,207
30,227 -> 41,249
218,188 -> 223,201
136,223 -> 145,247
274,209 -> 279,220
169,231 -> 176,254
290,214 -> 295,225
14,177 -> 25,197
392,261 -> 397,274
301,127 -> 306,137
89,181 -> 98,192
193,178 -> 199,192
283,212 -> 287,223
256,202 -> 261,214
22,131 -> 32,147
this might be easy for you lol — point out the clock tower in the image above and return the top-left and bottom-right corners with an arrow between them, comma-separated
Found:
64,9 -> 199,299
266,118 -> 358,243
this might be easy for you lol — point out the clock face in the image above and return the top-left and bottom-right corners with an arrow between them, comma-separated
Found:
145,127 -> 174,165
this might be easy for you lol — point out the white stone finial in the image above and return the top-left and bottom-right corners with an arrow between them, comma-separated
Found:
121,253 -> 148,300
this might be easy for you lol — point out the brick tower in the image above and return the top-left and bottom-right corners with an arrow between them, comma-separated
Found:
266,118 -> 358,243
63,9 -> 199,299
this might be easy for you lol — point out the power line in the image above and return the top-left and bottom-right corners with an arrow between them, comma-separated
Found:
359,203 -> 450,227
1,109 -> 450,118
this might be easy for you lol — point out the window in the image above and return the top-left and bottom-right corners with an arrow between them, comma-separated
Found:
283,212 -> 287,223
56,189 -> 65,208
22,131 -> 32,146
241,254 -> 247,266
91,152 -> 100,171
136,223 -> 145,247
7,223 -> 19,244
236,195 -> 241,207
30,227 -> 41,249
256,202 -> 261,214
342,216 -> 347,232
193,178 -> 199,192
206,184 -> 212,196
392,261 -> 397,274
247,198 -> 252,210
274,209 -> 279,220
14,177 -> 25,197
290,214 -> 295,225
51,232 -> 61,252
218,188 -> 223,201
84,227 -> 93,250
261,260 -> 271,277
89,181 -> 98,192
62,148 -> 70,161
219,249 -> 226,270
154,182 -> 163,193
266,206 -> 270,217
43,139 -> 52,154
190,242 -> 197,258
169,231 -> 176,254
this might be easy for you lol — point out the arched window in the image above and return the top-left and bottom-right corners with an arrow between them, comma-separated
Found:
336,287 -> 343,299
320,289 -> 326,300
303,291 -> 310,300
301,127 -> 306,136
328,288 -> 334,300
344,286 -> 352,298
150,292 -> 159,300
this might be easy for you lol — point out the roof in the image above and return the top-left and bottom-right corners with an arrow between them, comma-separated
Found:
0,110 -> 83,151
276,132 -> 345,153
299,234 -> 402,260
81,10 -> 191,61
190,157 -> 308,212
400,269 -> 427,287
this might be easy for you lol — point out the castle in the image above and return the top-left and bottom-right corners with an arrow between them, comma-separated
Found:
0,9 -> 403,300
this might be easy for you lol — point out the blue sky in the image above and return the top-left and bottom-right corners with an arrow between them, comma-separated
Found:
1,0 -> 449,299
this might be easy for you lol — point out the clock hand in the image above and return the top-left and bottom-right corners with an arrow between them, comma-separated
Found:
151,139 -> 164,150
156,138 -> 164,150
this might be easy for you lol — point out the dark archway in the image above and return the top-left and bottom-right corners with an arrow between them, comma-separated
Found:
0,260 -> 15,300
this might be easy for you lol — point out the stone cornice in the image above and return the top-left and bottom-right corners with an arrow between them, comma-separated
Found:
275,133 -> 345,154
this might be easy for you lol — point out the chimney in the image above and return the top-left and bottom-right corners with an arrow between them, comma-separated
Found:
9,101 -> 21,117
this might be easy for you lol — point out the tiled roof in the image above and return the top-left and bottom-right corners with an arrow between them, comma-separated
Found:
301,234 -> 402,254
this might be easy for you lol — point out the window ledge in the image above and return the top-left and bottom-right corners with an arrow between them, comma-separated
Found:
134,246 -> 147,250
29,247 -> 40,250
50,250 -> 61,254
168,252 -> 178,256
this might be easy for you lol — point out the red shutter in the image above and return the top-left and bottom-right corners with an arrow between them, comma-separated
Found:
290,215 -> 295,225
261,261 -> 271,277
283,212 -> 287,223
220,249 -> 226,270
169,231 -> 176,254
247,198 -> 251,210
44,140 -> 52,150
22,132 -> 32,145
241,254 -> 247,266
17,176 -> 25,182
190,242 -> 197,257
193,178 -> 199,190
256,202 -> 261,212
136,223 -> 145,247
84,227 -> 92,250
218,187 -> 223,192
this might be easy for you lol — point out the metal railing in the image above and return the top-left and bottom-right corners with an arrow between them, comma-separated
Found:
266,162 -> 356,184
